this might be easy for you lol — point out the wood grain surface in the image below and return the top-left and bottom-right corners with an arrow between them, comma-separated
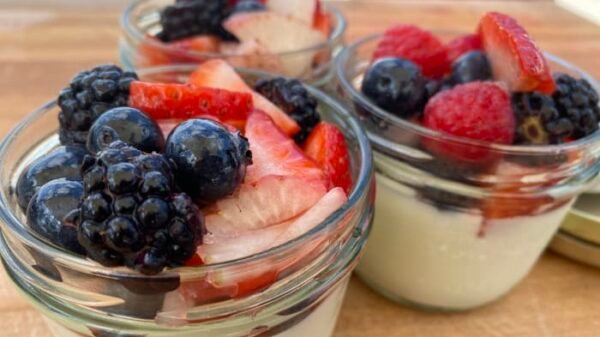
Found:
1,1 -> 600,336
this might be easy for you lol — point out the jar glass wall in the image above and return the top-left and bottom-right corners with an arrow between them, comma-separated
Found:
0,66 -> 374,336
335,34 -> 600,311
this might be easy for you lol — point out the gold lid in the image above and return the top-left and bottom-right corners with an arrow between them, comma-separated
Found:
550,194 -> 600,268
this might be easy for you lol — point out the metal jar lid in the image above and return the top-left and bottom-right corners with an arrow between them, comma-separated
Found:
550,193 -> 600,268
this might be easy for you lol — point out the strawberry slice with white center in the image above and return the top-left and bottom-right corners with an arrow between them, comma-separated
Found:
188,59 -> 300,136
205,175 -> 327,237
223,12 -> 327,77
265,0 -> 318,25
245,110 -> 326,184
478,12 -> 555,94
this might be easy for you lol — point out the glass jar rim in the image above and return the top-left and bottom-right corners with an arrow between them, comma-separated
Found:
0,65 -> 373,279
335,33 -> 600,156
120,0 -> 347,59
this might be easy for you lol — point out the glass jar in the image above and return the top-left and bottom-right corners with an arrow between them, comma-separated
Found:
335,34 -> 600,311
0,66 -> 374,336
120,0 -> 347,88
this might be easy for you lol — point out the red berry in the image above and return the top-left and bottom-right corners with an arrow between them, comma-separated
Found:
478,12 -> 555,94
422,82 -> 515,162
373,25 -> 451,79
128,81 -> 253,130
446,34 -> 482,63
303,122 -> 353,193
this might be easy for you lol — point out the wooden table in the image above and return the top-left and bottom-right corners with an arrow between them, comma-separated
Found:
1,1 -> 600,336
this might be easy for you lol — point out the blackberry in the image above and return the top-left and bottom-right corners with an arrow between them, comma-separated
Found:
75,141 -> 205,275
360,57 -> 427,120
553,73 -> 600,139
512,92 -> 570,145
157,0 -> 235,43
58,65 -> 138,145
254,78 -> 321,143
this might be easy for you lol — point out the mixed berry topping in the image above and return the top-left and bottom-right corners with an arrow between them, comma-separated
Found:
75,141 -> 205,275
58,65 -> 138,145
157,0 -> 234,43
140,0 -> 331,78
361,12 -> 600,148
21,60 -> 351,282
254,78 -> 321,143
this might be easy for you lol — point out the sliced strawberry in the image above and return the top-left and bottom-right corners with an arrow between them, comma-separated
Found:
223,12 -> 327,77
265,0 -> 318,25
128,81 -> 253,130
138,35 -> 220,68
313,10 -> 332,37
446,34 -> 482,63
478,12 -> 555,94
303,122 -> 352,193
244,110 -> 326,184
188,60 -> 300,135
198,188 -> 347,298
157,119 -> 182,138
205,175 -> 327,237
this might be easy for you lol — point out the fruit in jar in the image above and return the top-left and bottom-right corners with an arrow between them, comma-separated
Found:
188,59 -> 300,135
76,141 -> 205,275
27,179 -> 86,254
422,81 -> 515,161
16,145 -> 88,211
446,34 -> 482,63
58,65 -> 138,145
87,107 -> 164,154
254,77 -> 321,143
165,119 -> 252,203
373,25 -> 451,79
478,11 -> 555,94
223,11 -> 327,77
303,122 -> 353,193
361,57 -> 427,118
128,81 -> 254,130
450,51 -> 492,84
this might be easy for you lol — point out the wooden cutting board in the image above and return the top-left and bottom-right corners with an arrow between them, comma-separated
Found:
1,1 -> 600,336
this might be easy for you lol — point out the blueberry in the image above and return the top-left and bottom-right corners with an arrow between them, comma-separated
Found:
87,107 -> 164,154
232,0 -> 267,14
26,179 -> 85,254
165,119 -> 252,203
16,145 -> 87,211
361,57 -> 427,118
450,51 -> 492,84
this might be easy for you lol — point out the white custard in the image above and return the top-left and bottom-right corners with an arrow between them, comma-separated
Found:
357,172 -> 572,310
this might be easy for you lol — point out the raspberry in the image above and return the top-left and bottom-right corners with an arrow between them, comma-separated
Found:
423,82 -> 515,162
254,78 -> 321,143
373,25 -> 451,79
446,34 -> 482,63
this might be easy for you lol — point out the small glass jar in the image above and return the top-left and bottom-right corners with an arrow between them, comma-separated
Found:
335,33 -> 600,311
0,66 -> 374,336
120,0 -> 347,88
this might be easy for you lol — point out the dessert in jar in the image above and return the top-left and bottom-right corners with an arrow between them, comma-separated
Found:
335,12 -> 600,310
120,0 -> 346,87
0,60 -> 374,336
